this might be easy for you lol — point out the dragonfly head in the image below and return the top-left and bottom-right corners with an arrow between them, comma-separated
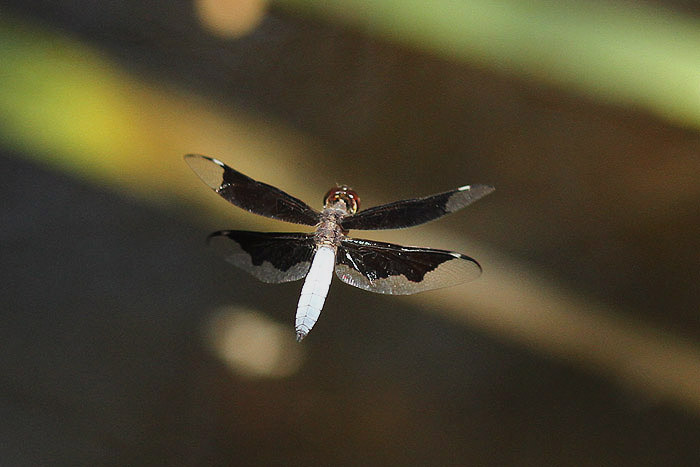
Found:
324,185 -> 360,214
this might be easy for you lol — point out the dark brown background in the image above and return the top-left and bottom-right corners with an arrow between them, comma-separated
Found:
2,1 -> 700,465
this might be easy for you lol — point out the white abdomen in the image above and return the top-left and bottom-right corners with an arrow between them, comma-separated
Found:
295,245 -> 336,341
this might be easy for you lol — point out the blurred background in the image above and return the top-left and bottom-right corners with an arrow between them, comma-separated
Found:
1,0 -> 700,465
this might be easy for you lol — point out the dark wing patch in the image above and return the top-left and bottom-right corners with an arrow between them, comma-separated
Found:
335,238 -> 481,295
185,154 -> 320,226
208,230 -> 316,283
340,185 -> 494,230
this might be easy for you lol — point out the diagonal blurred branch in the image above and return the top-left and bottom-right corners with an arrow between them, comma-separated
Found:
399,227 -> 700,413
276,0 -> 700,129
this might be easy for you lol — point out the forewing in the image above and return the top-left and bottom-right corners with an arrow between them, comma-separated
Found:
340,185 -> 494,230
335,238 -> 482,295
185,154 -> 320,226
208,230 -> 316,283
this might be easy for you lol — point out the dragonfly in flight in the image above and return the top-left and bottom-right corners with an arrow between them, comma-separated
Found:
185,154 -> 494,341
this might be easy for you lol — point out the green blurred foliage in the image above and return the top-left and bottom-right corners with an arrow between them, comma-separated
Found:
278,0 -> 700,129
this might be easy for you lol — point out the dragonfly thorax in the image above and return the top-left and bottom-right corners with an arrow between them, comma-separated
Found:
315,206 -> 346,247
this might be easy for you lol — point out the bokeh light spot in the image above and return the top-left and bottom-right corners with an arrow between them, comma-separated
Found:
203,306 -> 304,379
195,0 -> 267,38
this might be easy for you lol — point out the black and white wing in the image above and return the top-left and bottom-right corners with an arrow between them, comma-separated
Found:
335,238 -> 482,295
185,154 -> 321,226
340,185 -> 494,230
208,230 -> 316,283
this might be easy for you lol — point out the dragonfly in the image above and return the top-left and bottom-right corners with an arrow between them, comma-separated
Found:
185,154 -> 494,341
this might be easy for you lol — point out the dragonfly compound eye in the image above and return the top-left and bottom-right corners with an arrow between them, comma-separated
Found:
323,186 -> 360,214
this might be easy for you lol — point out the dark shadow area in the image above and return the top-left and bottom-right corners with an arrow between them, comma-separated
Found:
2,152 -> 700,464
2,1 -> 700,465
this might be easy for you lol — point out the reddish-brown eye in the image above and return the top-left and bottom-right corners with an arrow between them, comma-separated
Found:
323,186 -> 360,214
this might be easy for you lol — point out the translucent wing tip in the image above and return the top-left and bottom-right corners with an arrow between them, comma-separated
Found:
457,184 -> 495,195
452,251 -> 483,277
184,153 -> 220,163
446,184 -> 495,213
184,154 -> 226,170
184,154 -> 228,190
